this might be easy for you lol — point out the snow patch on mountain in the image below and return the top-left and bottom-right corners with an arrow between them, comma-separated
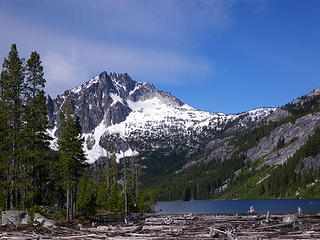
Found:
248,108 -> 277,121
110,93 -> 124,105
49,71 -> 277,164
47,126 -> 58,150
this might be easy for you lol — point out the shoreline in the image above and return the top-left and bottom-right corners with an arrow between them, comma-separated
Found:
1,213 -> 320,239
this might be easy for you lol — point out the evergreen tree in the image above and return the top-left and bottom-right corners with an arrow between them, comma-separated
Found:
0,44 -> 26,210
57,98 -> 87,222
0,75 -> 9,210
23,51 -> 51,207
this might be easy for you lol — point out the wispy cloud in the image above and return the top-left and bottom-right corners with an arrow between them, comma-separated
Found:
0,1 -> 222,97
43,38 -> 215,96
0,0 -> 267,98
43,51 -> 88,96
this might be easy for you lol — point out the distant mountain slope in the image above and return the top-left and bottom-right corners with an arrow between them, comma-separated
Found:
47,71 -> 276,163
154,88 -> 320,200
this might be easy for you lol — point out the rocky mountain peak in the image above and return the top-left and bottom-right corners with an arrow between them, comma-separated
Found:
48,71 -> 279,163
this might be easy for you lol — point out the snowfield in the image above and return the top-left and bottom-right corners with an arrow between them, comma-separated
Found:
49,73 -> 276,163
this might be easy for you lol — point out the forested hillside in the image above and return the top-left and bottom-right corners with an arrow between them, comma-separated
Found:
148,90 -> 320,201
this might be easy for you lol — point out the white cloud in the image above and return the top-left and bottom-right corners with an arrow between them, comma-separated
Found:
40,38 -> 214,97
0,6 -> 216,98
43,52 -> 88,96
1,0 -> 269,97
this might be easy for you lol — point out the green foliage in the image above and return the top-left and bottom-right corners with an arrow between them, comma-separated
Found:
154,152 -> 246,201
0,43 -> 26,210
149,189 -> 157,210
57,99 -> 87,189
283,92 -> 320,115
77,176 -> 97,216
56,98 -> 87,221
110,182 -> 121,212
139,148 -> 188,190
23,50 -> 51,208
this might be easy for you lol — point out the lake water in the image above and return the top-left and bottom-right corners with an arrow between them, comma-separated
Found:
154,199 -> 320,215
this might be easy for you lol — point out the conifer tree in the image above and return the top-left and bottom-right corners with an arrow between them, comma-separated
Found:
57,98 -> 87,222
0,72 -> 9,210
23,51 -> 50,207
0,44 -> 26,210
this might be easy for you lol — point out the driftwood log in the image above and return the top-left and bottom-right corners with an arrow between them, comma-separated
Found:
1,214 -> 320,239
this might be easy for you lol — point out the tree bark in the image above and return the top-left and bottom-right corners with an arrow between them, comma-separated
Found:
67,187 -> 70,223
124,158 -> 127,224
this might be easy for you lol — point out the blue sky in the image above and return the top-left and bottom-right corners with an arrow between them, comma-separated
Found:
0,0 -> 319,114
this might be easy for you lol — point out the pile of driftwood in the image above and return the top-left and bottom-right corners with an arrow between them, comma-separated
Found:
1,213 -> 320,239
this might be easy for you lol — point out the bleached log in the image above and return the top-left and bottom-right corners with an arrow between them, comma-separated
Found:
208,227 -> 235,239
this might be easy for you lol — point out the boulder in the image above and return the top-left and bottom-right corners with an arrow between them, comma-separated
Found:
282,214 -> 298,223
1,211 -> 30,227
34,213 -> 56,228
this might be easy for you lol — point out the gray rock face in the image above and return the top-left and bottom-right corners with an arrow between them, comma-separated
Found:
1,211 -> 29,227
247,112 -> 320,166
104,102 -> 132,126
47,95 -> 55,128
205,141 -> 234,162
298,153 -> 320,174
86,135 -> 96,150
265,108 -> 291,123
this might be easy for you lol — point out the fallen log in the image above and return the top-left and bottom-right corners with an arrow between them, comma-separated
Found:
256,222 -> 293,230
130,224 -> 143,233
208,227 -> 235,239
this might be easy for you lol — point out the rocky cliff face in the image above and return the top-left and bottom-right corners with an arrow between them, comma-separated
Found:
48,71 -> 278,163
176,88 -> 320,177
247,112 -> 320,166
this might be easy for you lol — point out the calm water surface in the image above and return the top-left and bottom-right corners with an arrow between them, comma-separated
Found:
154,199 -> 320,215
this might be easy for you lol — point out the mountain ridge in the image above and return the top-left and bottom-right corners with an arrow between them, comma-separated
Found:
47,71 -> 278,162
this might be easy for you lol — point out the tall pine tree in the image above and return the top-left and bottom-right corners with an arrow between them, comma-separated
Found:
57,98 -> 87,222
0,44 -> 26,210
0,71 -> 10,210
23,51 -> 51,207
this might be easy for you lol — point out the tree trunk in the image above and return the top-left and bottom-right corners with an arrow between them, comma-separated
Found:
66,187 -> 70,223
70,189 -> 73,220
106,149 -> 110,192
131,158 -> 135,206
74,184 -> 77,218
10,168 -> 15,210
124,158 -> 127,224
23,186 -> 26,211
6,184 -> 9,210
135,164 -> 138,206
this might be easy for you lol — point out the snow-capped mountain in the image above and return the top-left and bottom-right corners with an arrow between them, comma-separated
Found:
47,71 -> 277,163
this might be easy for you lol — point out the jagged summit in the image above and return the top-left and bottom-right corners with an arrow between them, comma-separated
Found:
48,71 -> 276,163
